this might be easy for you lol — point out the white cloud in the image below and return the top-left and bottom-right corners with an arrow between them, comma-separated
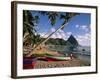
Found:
39,32 -> 45,37
75,24 -> 90,32
76,33 -> 91,46
67,32 -> 72,35
51,27 -> 56,32
39,28 -> 72,40
81,25 -> 87,29
75,24 -> 79,28
38,27 -> 91,46
75,24 -> 91,46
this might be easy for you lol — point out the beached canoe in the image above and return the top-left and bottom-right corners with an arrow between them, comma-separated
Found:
47,56 -> 71,61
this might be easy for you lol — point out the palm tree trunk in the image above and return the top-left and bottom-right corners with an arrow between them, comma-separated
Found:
26,22 -> 68,57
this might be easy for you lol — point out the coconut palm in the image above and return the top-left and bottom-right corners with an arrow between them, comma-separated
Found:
39,11 -> 59,26
26,12 -> 79,57
47,12 -> 59,26
23,10 -> 39,46
35,13 -> 79,45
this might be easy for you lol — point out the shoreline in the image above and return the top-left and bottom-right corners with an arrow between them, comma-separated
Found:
23,58 -> 90,69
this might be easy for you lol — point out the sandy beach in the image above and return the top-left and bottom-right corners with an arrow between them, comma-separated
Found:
33,59 -> 90,69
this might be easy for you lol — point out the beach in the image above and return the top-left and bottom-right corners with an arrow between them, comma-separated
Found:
23,45 -> 91,69
33,59 -> 90,69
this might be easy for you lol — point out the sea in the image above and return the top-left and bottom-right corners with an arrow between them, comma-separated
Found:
47,45 -> 91,63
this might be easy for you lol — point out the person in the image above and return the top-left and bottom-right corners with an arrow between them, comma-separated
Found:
70,53 -> 73,59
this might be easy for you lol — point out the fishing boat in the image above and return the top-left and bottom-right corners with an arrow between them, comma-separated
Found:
46,56 -> 71,61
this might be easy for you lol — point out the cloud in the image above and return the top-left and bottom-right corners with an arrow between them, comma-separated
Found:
38,26 -> 91,46
39,32 -> 45,37
76,24 -> 79,28
67,32 -> 72,35
75,24 -> 90,32
76,33 -> 91,46
51,27 -> 56,32
75,24 -> 91,46
39,28 -> 72,40
38,29 -> 91,46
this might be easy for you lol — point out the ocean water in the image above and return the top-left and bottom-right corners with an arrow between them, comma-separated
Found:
47,45 -> 91,63
76,53 -> 91,63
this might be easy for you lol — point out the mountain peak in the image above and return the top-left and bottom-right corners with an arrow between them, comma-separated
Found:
67,35 -> 78,46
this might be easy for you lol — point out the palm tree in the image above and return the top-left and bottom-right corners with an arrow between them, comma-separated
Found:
39,11 -> 59,26
47,12 -> 59,26
23,10 -> 39,46
26,12 -> 79,57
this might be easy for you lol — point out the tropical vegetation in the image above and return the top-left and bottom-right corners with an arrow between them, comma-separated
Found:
23,10 -> 79,56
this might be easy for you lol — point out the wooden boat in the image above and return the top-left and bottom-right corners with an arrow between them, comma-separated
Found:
47,56 -> 71,61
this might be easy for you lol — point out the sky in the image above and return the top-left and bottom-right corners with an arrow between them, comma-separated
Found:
31,11 -> 91,46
